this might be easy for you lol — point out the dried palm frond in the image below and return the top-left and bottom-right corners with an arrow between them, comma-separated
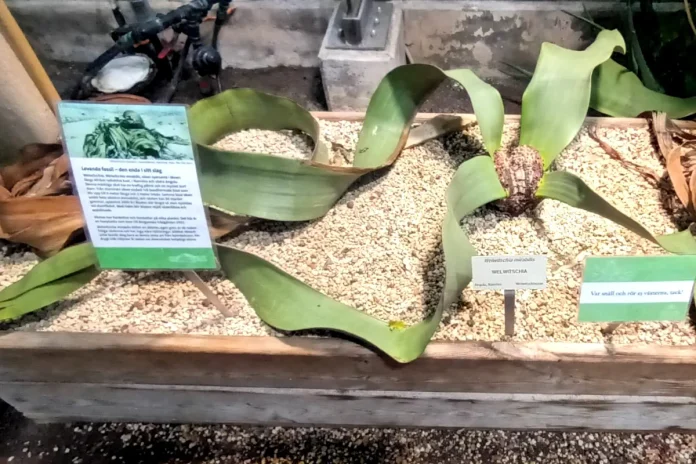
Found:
653,112 -> 696,215
0,144 -> 82,256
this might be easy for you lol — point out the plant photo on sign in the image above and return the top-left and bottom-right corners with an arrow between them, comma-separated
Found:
2,29 -> 696,363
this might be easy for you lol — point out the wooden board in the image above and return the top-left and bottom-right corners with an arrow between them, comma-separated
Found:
1,114 -> 695,430
5,382 -> 696,431
2,332 -> 696,430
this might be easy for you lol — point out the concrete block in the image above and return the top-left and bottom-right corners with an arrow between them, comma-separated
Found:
319,4 -> 405,111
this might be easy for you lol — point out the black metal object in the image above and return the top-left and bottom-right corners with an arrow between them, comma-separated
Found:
192,45 -> 222,76
71,0 -> 232,101
130,0 -> 156,23
341,0 -> 367,45
325,0 -> 392,50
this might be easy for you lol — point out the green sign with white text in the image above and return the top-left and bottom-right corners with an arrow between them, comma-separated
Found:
578,256 -> 696,322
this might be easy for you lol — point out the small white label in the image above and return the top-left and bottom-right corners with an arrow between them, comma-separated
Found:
579,281 -> 694,304
471,255 -> 547,290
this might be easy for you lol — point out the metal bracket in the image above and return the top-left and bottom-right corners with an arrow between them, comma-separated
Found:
325,0 -> 393,50
504,289 -> 515,336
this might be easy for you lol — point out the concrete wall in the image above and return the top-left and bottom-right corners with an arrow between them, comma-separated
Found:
7,0 -> 335,68
6,0 -> 682,77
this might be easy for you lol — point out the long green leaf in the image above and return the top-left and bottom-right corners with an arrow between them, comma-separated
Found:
218,156 -> 506,363
590,59 -> 696,118
536,171 -> 696,254
0,243 -> 96,303
520,29 -> 626,168
0,267 -> 99,321
190,64 -> 504,222
189,88 -> 346,221
1,65 -> 504,363
0,243 -> 99,322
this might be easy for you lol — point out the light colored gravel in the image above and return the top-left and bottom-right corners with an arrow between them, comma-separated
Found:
6,420 -> 696,464
1,119 -> 693,345
456,125 -> 693,344
213,122 -> 358,166
214,129 -> 313,160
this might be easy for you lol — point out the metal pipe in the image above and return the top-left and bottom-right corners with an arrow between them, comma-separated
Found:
504,289 -> 515,336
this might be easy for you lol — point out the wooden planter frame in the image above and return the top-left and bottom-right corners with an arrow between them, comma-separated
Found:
1,113 -> 696,431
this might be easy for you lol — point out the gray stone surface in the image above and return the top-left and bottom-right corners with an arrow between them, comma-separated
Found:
7,0 -> 335,68
319,3 -> 406,110
7,0 -> 641,70
5,0 -> 686,109
214,0 -> 334,69
401,2 -> 624,80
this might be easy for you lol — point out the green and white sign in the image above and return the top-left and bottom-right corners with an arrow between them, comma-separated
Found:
58,101 -> 217,270
578,256 -> 696,322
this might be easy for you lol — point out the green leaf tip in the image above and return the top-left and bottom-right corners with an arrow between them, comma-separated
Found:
591,59 -> 696,119
520,29 -> 626,168
537,171 -> 696,255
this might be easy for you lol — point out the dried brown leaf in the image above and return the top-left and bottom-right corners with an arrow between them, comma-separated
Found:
666,146 -> 693,211
0,144 -> 63,190
10,170 -> 44,197
0,196 -> 84,256
684,149 -> 696,172
652,112 -> 696,214
52,154 -> 70,179
691,170 -> 696,212
653,112 -> 673,159
24,164 -> 57,197
207,208 -> 249,239
9,154 -> 72,198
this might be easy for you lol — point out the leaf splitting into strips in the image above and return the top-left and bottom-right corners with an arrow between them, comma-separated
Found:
190,65 -> 506,362
216,156 -> 506,363
1,64 -> 505,362
536,171 -> 696,254
520,29 -> 626,168
190,65 -> 504,223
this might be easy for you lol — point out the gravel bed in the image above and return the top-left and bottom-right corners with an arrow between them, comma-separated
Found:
3,413 -> 696,464
214,129 -> 314,160
1,119 -> 693,345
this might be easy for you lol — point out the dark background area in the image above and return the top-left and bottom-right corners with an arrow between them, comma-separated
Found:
44,60 -> 525,114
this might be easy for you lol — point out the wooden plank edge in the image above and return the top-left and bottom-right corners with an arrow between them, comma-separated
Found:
2,331 -> 696,364
4,381 -> 696,431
